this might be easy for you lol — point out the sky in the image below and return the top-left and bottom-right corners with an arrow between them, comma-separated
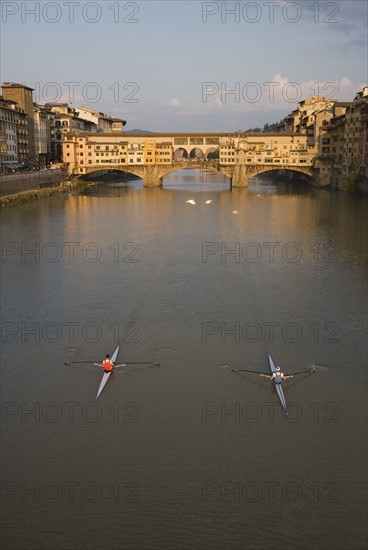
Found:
1,0 -> 367,131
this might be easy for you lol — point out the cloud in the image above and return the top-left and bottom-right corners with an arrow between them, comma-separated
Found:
169,98 -> 183,107
340,77 -> 352,87
173,74 -> 364,121
324,0 -> 368,33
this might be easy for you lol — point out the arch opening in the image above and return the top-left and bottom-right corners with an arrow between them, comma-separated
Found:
189,148 -> 205,160
174,147 -> 188,160
205,147 -> 219,160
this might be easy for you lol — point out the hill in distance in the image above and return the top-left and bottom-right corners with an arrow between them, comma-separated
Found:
125,129 -> 154,134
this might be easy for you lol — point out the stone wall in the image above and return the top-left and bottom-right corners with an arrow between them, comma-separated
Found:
0,169 -> 65,197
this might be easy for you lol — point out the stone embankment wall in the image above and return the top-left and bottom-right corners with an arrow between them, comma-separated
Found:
0,169 -> 65,198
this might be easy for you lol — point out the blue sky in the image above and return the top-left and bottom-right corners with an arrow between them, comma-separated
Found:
1,0 -> 367,131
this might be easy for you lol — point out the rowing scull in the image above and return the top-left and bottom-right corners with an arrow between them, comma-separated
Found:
268,355 -> 288,413
96,345 -> 119,399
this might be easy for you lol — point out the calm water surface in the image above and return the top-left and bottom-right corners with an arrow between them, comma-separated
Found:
1,171 -> 367,550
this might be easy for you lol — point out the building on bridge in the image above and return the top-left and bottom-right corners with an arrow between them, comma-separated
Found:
219,134 -> 313,169
64,134 -> 174,172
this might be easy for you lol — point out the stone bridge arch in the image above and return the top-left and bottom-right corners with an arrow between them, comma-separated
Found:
247,166 -> 315,184
82,165 -> 145,181
220,164 -> 314,187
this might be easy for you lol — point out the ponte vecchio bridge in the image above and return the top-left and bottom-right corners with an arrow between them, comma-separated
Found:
64,132 -> 316,187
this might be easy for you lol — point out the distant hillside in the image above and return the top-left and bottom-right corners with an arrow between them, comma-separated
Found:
125,129 -> 154,134
245,121 -> 282,132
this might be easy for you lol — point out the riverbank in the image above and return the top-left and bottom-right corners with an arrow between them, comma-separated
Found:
0,170 -> 141,207
0,169 -> 65,197
0,181 -> 89,207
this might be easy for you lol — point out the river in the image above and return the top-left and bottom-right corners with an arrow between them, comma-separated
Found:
1,170 -> 367,550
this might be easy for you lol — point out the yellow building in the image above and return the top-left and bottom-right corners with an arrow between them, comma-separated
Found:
143,140 -> 156,164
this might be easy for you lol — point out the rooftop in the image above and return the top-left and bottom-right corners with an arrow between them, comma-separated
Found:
2,82 -> 34,92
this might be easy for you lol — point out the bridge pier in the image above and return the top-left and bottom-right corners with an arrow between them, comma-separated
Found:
223,164 -> 249,188
142,166 -> 163,188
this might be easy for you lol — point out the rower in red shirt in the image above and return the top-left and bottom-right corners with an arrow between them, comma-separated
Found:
102,354 -> 115,373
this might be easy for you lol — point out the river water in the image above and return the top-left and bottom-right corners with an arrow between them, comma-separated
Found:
1,170 -> 367,550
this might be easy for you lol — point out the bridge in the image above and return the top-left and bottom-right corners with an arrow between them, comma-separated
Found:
64,132 -> 316,187
81,160 -> 314,187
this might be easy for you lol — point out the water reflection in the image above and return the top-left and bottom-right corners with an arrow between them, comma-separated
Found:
1,170 -> 367,550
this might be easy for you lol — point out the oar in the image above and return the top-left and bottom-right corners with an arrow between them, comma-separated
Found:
231,367 -> 269,375
288,368 -> 317,376
125,361 -> 160,365
94,362 -> 160,369
231,367 -> 317,376
64,360 -> 96,365
115,362 -> 160,367
65,360 -> 160,366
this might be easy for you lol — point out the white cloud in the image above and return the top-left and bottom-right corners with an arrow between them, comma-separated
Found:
173,74 -> 364,122
169,98 -> 183,107
340,77 -> 352,87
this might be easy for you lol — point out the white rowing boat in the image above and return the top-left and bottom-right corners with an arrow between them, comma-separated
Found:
268,355 -> 288,412
96,346 -> 119,399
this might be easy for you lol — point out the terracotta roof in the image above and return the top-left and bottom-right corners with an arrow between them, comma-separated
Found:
2,82 -> 34,91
